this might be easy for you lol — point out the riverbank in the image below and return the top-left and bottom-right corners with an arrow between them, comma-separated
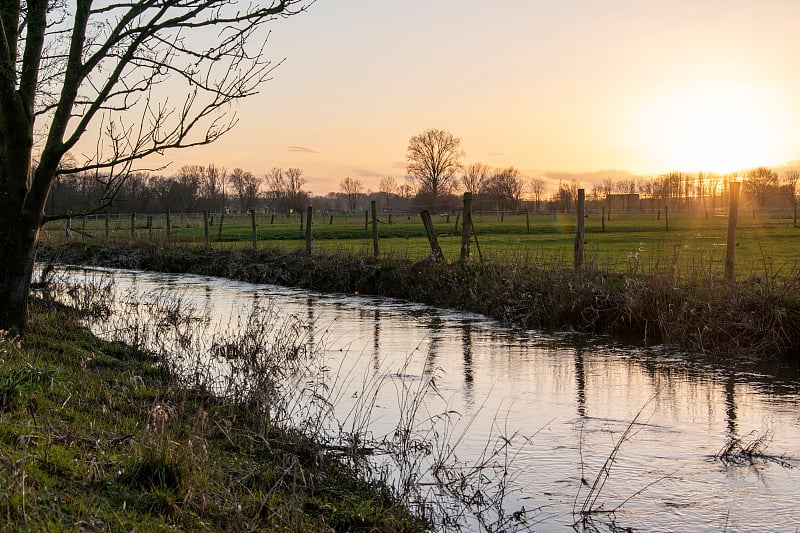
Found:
0,297 -> 425,531
40,241 -> 800,361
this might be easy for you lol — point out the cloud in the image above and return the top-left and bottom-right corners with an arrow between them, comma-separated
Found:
347,166 -> 385,178
287,145 -> 319,155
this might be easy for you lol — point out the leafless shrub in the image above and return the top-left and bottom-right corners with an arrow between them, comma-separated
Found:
715,431 -> 793,468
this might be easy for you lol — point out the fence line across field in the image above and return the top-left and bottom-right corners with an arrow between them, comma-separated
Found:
48,191 -> 798,279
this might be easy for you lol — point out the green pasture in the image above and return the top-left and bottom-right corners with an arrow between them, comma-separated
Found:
43,210 -> 800,277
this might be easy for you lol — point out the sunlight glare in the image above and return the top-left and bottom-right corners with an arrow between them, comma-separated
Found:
635,83 -> 792,173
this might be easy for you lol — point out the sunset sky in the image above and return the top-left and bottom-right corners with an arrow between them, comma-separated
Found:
165,0 -> 800,194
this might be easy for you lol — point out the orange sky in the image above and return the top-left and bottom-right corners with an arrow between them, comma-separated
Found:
151,1 -> 800,195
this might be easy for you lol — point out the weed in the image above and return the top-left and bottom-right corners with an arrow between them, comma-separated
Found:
715,431 -> 794,468
573,398 -> 673,532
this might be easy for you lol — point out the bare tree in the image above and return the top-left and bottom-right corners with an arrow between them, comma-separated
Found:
482,166 -> 523,211
601,178 -> 614,204
398,182 -> 415,200
406,128 -> 464,208
706,172 -> 722,209
530,178 -> 546,213
340,177 -> 364,213
201,164 -> 228,212
745,166 -> 779,209
264,167 -> 308,213
284,167 -> 308,213
230,168 -> 261,212
462,162 -> 489,195
784,169 -> 799,203
378,176 -> 397,210
0,1 -> 310,329
172,165 -> 204,212
265,167 -> 286,211
556,179 -> 582,212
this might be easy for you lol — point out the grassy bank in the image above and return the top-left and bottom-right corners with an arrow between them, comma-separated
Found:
41,241 -> 800,361
0,297 -> 425,531
43,210 -> 800,274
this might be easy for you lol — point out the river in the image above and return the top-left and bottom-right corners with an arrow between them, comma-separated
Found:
56,266 -> 800,532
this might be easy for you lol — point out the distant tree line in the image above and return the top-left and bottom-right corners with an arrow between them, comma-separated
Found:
47,135 -> 799,217
47,164 -> 312,216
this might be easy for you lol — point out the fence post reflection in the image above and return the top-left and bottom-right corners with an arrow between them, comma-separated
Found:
574,347 -> 587,418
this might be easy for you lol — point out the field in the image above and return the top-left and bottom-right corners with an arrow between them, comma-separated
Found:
42,208 -> 800,278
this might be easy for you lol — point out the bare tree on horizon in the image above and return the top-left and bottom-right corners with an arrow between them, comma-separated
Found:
340,177 -> 364,213
462,163 -> 489,195
378,176 -> 398,210
406,128 -> 464,208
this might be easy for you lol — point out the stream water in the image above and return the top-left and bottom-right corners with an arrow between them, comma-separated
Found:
57,266 -> 800,532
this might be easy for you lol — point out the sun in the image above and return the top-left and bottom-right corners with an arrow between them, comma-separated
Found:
633,82 -> 793,174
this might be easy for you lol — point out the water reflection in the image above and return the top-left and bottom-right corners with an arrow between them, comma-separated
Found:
57,267 -> 800,533
725,372 -> 737,438
574,347 -> 587,418
423,315 -> 443,376
461,322 -> 474,407
372,309 -> 380,372
306,296 -> 315,353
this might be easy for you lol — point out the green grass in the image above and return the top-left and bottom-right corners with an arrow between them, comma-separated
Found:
0,300 -> 426,531
45,210 -> 800,278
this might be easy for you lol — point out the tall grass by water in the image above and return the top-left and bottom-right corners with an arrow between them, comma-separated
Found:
0,273 -> 432,530
41,235 -> 800,361
22,267 -> 551,531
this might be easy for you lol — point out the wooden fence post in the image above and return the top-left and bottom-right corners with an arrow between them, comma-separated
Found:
420,210 -> 443,261
203,210 -> 209,246
105,211 -> 110,239
601,206 -> 606,232
461,193 -> 473,261
371,200 -> 379,258
724,181 -> 741,281
665,205 -> 669,231
131,212 -> 136,238
364,210 -> 369,236
305,206 -> 313,254
526,211 -> 530,233
166,210 -> 171,240
250,209 -> 257,250
81,216 -> 87,239
217,211 -> 225,240
574,189 -> 585,270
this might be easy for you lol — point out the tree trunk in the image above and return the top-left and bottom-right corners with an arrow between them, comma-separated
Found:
0,213 -> 41,331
